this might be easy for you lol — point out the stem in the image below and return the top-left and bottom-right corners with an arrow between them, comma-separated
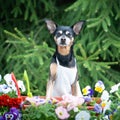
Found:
115,92 -> 120,99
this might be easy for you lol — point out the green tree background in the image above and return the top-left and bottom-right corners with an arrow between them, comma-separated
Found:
0,0 -> 120,96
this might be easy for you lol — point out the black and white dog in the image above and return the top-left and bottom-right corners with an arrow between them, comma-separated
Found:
45,19 -> 85,98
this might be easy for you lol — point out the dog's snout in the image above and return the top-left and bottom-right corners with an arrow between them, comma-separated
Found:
61,38 -> 66,44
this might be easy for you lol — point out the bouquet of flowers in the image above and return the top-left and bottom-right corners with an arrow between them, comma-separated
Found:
22,80 -> 118,120
0,72 -> 120,120
0,73 -> 26,120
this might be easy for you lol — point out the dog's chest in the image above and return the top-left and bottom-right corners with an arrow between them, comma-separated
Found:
52,58 -> 77,96
56,58 -> 77,84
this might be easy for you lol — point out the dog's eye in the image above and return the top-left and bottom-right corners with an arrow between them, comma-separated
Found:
65,31 -> 71,36
58,31 -> 63,34
56,31 -> 63,36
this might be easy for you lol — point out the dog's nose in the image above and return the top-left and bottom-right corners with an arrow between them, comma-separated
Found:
61,38 -> 66,44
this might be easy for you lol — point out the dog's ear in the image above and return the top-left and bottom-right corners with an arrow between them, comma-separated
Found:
72,21 -> 85,35
45,19 -> 57,34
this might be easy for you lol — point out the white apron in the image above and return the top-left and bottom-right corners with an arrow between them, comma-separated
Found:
52,58 -> 77,97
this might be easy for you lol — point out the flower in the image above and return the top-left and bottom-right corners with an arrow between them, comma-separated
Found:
3,107 -> 20,120
26,96 -> 46,106
75,110 -> 91,120
55,106 -> 70,119
62,94 -> 73,103
110,83 -> 120,93
0,94 -> 22,108
4,74 -> 16,91
101,90 -> 109,101
67,103 -> 76,111
101,101 -> 107,108
82,85 -> 94,96
82,86 -> 91,96
0,84 -> 12,94
84,96 -> 92,102
95,80 -> 105,93
58,94 -> 84,109
17,80 -> 26,92
103,100 -> 111,114
94,103 -> 102,113
73,107 -> 79,112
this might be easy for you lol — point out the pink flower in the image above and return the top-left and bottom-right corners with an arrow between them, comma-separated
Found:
57,94 -> 84,110
62,94 -> 73,103
55,106 -> 70,119
72,96 -> 84,106
67,103 -> 75,111
62,94 -> 84,106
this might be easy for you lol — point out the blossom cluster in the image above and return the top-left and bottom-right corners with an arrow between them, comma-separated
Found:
53,80 -> 120,120
0,73 -> 120,120
0,94 -> 22,108
0,107 -> 21,120
82,81 -> 109,114
22,80 -> 120,120
0,74 -> 25,95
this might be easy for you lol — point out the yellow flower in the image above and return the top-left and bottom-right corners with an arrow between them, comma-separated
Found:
82,86 -> 91,95
101,101 -> 106,108
95,86 -> 103,93
82,88 -> 87,95
95,81 -> 105,93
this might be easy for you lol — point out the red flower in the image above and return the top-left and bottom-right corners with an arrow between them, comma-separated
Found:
0,94 -> 22,108
0,94 -> 10,106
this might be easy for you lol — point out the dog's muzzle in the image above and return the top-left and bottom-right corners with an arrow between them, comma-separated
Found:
61,38 -> 66,45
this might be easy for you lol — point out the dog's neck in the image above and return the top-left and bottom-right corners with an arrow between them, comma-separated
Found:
57,46 -> 71,56
54,45 -> 75,67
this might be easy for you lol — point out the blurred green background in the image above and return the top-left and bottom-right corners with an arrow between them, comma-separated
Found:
0,0 -> 120,96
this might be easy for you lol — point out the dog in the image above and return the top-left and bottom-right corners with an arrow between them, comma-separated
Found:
45,19 -> 85,98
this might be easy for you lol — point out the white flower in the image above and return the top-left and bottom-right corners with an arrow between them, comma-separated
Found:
0,84 -> 12,93
26,96 -> 46,106
95,80 -> 105,89
101,90 -> 109,101
75,110 -> 90,120
18,80 -> 26,92
82,85 -> 91,95
73,107 -> 79,112
103,100 -> 112,114
0,84 -> 7,92
95,80 -> 105,93
110,83 -> 120,93
4,73 -> 16,91
103,115 -> 109,120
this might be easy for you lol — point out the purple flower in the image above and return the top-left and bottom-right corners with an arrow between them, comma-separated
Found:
3,107 -> 19,120
26,96 -> 46,106
95,80 -> 105,93
0,116 -> 4,120
88,89 -> 94,96
94,103 -> 102,113
84,96 -> 92,102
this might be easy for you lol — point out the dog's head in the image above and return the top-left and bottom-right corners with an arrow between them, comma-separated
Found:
45,19 -> 85,47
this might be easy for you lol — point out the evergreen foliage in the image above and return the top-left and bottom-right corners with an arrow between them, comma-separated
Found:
0,0 -> 120,95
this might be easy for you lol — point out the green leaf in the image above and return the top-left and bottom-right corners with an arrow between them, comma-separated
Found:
105,16 -> 111,26
78,44 -> 87,59
102,20 -> 108,32
87,20 -> 101,28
